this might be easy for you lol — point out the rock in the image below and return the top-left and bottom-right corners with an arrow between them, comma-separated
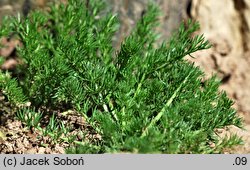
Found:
24,147 -> 37,154
37,146 -> 46,154
107,0 -> 190,46
190,0 -> 250,116
189,0 -> 250,153
54,143 -> 65,154
1,58 -> 17,70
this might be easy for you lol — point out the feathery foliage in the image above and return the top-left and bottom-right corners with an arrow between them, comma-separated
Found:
0,0 -> 242,153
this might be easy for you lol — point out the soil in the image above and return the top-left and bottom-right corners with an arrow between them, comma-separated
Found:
0,90 -> 101,154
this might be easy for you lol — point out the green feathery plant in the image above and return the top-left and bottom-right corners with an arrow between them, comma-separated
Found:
16,107 -> 43,128
41,113 -> 70,142
0,0 -> 242,153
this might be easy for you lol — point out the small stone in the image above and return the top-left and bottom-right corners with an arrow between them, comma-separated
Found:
45,147 -> 52,154
22,137 -> 30,147
54,144 -> 65,154
15,138 -> 24,149
25,147 -> 37,154
37,147 -> 46,154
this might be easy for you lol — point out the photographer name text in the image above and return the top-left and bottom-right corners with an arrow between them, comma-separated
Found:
3,156 -> 84,167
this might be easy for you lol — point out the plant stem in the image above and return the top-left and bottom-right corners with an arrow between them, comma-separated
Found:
141,70 -> 193,138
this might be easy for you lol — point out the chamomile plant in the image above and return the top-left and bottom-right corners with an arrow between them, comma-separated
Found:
0,0 -> 242,153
